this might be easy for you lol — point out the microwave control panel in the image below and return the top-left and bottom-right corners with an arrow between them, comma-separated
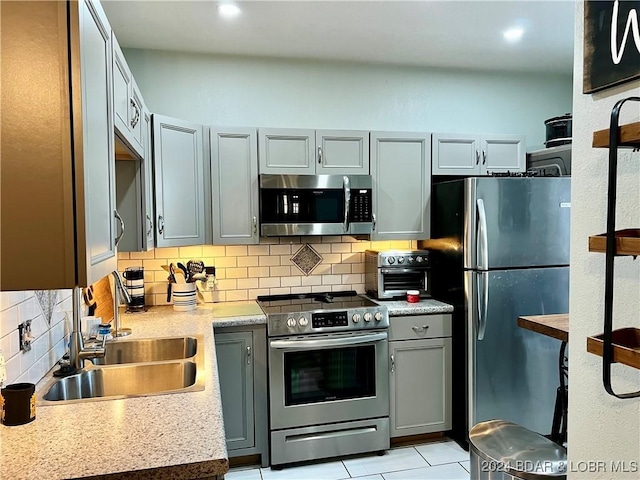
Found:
350,190 -> 372,222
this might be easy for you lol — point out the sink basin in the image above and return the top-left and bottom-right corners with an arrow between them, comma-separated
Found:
43,361 -> 198,402
93,336 -> 198,365
39,334 -> 205,405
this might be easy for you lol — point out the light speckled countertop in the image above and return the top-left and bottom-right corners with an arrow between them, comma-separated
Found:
0,301 -> 266,480
369,297 -> 454,316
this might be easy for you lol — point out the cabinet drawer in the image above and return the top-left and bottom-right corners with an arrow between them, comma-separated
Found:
389,314 -> 451,341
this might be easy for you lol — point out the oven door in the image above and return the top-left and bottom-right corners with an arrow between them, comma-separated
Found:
269,330 -> 389,430
379,268 -> 430,298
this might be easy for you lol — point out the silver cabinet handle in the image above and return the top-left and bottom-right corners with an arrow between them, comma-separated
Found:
476,150 -> 480,165
390,354 -> 395,373
114,209 -> 125,247
130,98 -> 140,129
246,346 -> 251,364
482,150 -> 486,165
253,216 -> 257,235
343,175 -> 351,233
158,215 -> 165,235
411,325 -> 430,332
372,213 -> 376,231
317,146 -> 322,164
146,214 -> 153,237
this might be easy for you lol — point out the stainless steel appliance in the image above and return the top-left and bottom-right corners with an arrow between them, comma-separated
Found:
526,144 -> 571,176
259,174 -> 372,236
426,177 -> 571,448
544,113 -> 572,148
257,291 -> 389,467
365,250 -> 431,299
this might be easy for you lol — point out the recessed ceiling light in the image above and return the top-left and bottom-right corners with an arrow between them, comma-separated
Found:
503,27 -> 524,43
218,3 -> 241,18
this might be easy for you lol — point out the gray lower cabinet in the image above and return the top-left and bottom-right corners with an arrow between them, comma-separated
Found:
214,325 -> 269,467
210,127 -> 259,244
389,314 -> 452,438
370,132 -> 431,240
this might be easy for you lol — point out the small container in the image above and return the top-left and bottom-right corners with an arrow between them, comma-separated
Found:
96,323 -> 112,341
407,290 -> 420,303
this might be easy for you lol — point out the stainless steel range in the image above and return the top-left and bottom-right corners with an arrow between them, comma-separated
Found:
257,290 -> 390,467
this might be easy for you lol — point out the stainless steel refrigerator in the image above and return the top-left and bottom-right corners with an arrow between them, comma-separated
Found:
427,176 -> 570,447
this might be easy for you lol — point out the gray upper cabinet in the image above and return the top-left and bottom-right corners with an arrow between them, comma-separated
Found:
153,114 -> 206,247
432,133 -> 525,175
258,128 -> 369,174
370,132 -> 431,240
316,130 -> 369,174
111,34 -> 143,159
2,0 -> 119,289
210,127 -> 259,244
142,108 -> 155,249
259,128 -> 315,174
115,105 -> 155,252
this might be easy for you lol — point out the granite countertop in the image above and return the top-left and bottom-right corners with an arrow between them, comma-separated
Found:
369,297 -> 454,316
0,301 -> 266,480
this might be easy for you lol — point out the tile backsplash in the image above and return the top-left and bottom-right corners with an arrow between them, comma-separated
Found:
0,290 -> 71,387
118,237 -> 417,306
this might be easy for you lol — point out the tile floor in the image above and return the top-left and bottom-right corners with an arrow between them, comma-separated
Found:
225,439 -> 470,480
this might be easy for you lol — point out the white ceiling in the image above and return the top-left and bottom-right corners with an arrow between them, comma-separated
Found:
102,0 -> 576,74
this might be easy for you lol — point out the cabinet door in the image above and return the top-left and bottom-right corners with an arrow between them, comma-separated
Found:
211,127 -> 259,244
111,35 -> 143,159
432,134 -> 480,176
142,109 -> 155,250
258,128 -> 315,174
129,78 -> 144,155
481,134 -> 526,174
370,132 -> 431,240
316,130 -> 369,174
215,331 -> 255,451
78,0 -> 118,285
153,114 -> 206,247
390,338 -> 452,437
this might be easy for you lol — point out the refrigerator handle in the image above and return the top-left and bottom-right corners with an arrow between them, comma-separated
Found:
477,272 -> 488,341
476,199 -> 488,270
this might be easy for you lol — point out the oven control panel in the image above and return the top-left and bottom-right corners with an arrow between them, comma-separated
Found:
267,307 -> 389,336
312,311 -> 349,328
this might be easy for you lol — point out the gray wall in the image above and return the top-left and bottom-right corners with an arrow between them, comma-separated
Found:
124,48 -> 572,150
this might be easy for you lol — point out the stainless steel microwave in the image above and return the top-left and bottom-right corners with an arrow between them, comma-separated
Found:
259,174 -> 373,236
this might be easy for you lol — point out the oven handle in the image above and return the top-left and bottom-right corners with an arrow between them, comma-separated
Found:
271,332 -> 388,350
380,268 -> 427,274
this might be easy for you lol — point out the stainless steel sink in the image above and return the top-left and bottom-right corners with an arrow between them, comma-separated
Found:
39,334 -> 205,405
93,336 -> 198,365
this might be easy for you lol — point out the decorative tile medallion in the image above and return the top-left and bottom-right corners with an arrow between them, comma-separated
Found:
291,244 -> 323,276
34,290 -> 58,326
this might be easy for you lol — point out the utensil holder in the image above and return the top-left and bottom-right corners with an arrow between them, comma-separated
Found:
172,282 -> 197,312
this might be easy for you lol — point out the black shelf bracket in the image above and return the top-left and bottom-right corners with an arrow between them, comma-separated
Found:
602,96 -> 640,399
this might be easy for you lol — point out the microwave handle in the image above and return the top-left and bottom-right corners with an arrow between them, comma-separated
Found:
343,175 -> 351,233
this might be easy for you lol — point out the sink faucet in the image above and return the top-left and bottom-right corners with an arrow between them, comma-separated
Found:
69,287 -> 106,371
111,270 -> 132,337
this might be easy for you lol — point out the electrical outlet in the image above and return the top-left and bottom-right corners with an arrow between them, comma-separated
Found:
18,320 -> 33,352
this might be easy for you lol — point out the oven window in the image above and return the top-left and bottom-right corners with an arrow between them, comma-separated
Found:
284,345 -> 376,405
382,271 -> 425,291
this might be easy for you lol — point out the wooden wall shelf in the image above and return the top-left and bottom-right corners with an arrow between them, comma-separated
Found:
592,121 -> 640,148
587,328 -> 640,370
588,229 -> 640,256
